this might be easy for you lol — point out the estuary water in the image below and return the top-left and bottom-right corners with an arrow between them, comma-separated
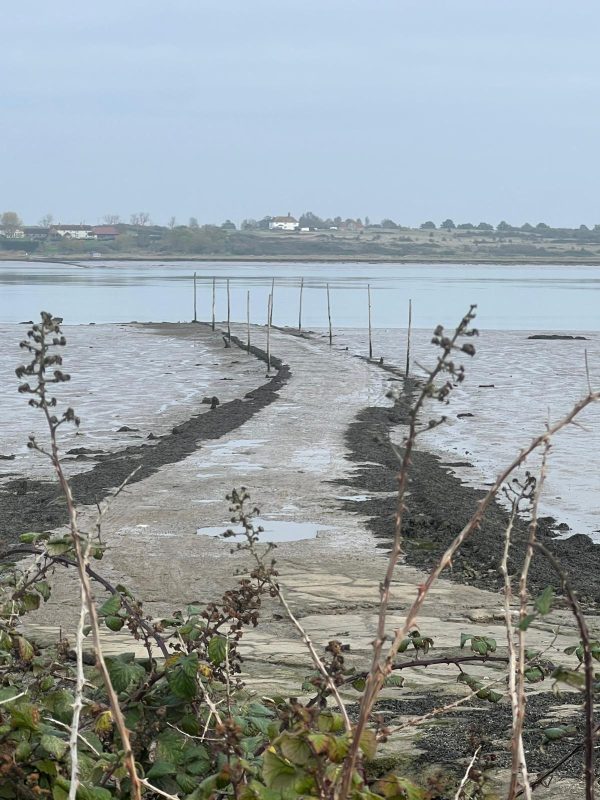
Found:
1,259 -> 600,331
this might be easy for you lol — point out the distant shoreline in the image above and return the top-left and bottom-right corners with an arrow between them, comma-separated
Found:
5,254 -> 600,266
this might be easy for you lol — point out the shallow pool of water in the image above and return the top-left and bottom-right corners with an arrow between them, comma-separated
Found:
196,517 -> 333,542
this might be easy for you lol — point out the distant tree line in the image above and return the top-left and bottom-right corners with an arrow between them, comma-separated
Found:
5,208 -> 600,259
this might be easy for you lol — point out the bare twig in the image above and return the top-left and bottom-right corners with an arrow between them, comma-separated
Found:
502,483 -> 533,800
274,586 -> 352,733
339,328 -> 599,797
535,541 -> 596,800
18,316 -> 142,800
339,306 -> 478,796
454,745 -> 481,800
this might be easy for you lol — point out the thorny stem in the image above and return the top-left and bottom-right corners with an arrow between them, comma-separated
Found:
0,546 -> 170,659
234,497 -> 352,733
534,541 -> 595,800
339,321 -> 600,799
509,447 -> 550,800
454,745 -> 481,800
339,306 -> 477,796
502,482 -> 534,800
19,315 -> 142,800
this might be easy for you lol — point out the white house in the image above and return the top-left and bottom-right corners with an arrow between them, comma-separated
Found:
51,225 -> 96,240
269,214 -> 299,231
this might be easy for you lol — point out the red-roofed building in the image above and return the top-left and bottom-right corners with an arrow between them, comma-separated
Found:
92,225 -> 120,240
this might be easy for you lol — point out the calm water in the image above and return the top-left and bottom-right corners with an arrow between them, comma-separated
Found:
1,260 -> 600,331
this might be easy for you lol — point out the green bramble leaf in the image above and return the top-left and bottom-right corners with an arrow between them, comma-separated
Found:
278,733 -> 312,766
534,586 -> 554,616
383,674 -> 405,688
19,532 -> 40,544
146,760 -> 177,779
36,580 -> 51,602
544,725 -> 577,742
105,616 -> 124,632
519,614 -> 537,631
167,653 -> 198,700
20,593 -> 40,611
40,734 -> 68,760
207,635 -> 228,666
46,538 -> 72,556
99,593 -> 121,617
262,750 -> 300,791
105,655 -> 145,693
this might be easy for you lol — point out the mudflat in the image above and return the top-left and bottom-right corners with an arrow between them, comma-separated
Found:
1,321 -> 596,793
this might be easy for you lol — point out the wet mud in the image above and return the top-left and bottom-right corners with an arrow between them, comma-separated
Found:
339,378 -> 600,607
0,333 -> 289,547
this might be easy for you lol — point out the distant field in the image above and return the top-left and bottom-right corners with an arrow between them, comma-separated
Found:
4,225 -> 600,263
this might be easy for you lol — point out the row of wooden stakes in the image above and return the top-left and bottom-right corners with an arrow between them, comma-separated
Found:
192,274 -> 412,376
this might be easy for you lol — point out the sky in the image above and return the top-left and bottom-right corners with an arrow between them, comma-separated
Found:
2,1 -> 600,228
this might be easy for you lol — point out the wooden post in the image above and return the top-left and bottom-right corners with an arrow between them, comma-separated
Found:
226,278 -> 231,341
211,277 -> 216,331
193,272 -> 197,322
266,294 -> 272,372
246,290 -> 251,354
269,277 -> 275,326
298,276 -> 304,331
326,283 -> 332,346
406,298 -> 412,377
367,283 -> 372,359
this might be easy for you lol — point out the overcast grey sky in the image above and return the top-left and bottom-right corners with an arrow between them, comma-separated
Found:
2,1 -> 599,227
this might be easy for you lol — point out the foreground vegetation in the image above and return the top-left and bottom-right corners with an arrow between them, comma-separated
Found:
1,311 -> 599,799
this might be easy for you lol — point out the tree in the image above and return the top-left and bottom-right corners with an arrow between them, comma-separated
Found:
496,221 -> 512,232
579,224 -> 590,231
521,223 -> 534,232
477,222 -> 494,231
1,211 -> 22,237
168,216 -> 177,230
299,211 -> 325,229
130,212 -> 151,226
103,214 -> 120,225
257,216 -> 273,230
221,219 -> 236,230
457,223 -> 474,229
380,218 -> 397,229
189,217 -> 199,229
420,221 -> 436,230
39,213 -> 54,228
440,219 -> 456,229
365,216 -> 371,227
536,222 -> 550,231
241,218 -> 258,230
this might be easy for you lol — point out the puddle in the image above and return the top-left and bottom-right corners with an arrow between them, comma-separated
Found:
196,517 -> 334,543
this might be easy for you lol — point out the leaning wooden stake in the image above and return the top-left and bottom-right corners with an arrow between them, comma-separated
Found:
298,276 -> 304,330
193,272 -> 197,322
326,283 -> 332,346
269,277 -> 275,326
405,298 -> 412,377
211,277 -> 216,331
226,278 -> 231,341
266,294 -> 272,372
246,290 -> 251,354
367,283 -> 373,359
